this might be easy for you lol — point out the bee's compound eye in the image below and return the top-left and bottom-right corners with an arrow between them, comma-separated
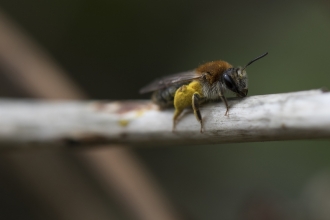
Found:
223,73 -> 235,91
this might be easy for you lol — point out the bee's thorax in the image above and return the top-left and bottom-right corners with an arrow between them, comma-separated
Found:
196,60 -> 232,85
200,80 -> 223,100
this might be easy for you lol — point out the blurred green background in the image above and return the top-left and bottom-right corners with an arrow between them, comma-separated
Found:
0,0 -> 330,219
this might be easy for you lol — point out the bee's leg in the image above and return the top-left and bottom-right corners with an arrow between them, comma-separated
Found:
172,85 -> 188,132
192,93 -> 204,133
219,95 -> 229,116
172,109 -> 183,132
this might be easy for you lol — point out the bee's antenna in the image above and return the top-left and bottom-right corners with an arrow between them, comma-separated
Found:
242,52 -> 268,71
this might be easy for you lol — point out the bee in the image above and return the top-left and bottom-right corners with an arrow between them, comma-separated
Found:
140,52 -> 268,133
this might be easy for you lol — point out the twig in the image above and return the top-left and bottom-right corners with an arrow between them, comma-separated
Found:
0,89 -> 328,147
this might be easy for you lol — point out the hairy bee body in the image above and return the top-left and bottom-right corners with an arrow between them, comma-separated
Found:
152,61 -> 232,108
198,61 -> 233,100
140,52 -> 268,133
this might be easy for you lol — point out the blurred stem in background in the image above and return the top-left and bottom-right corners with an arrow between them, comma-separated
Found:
0,8 -> 181,220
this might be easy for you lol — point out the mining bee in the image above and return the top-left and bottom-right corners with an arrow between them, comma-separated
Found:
140,52 -> 268,133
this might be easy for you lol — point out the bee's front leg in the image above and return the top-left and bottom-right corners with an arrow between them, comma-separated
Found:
219,95 -> 229,116
192,93 -> 204,133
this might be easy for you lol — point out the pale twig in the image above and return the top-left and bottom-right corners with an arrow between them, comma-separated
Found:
0,89 -> 328,147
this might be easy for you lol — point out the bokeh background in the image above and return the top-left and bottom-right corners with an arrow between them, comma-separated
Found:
0,0 -> 330,220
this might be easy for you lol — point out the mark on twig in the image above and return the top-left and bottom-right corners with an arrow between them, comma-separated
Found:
60,133 -> 110,146
118,119 -> 130,127
321,87 -> 329,93
91,101 -> 158,114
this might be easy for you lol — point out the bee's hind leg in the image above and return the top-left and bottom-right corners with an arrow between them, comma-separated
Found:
192,93 -> 204,133
172,85 -> 188,132
172,109 -> 183,132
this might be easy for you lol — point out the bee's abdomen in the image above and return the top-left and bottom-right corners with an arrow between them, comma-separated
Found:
151,83 -> 185,108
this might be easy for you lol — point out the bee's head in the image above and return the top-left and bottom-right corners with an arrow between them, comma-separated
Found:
221,52 -> 268,97
222,68 -> 248,97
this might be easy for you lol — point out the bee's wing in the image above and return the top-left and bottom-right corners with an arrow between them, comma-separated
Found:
139,70 -> 201,94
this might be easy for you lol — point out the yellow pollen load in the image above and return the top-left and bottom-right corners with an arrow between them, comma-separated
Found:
173,80 -> 203,121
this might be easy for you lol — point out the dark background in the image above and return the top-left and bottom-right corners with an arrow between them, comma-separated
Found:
0,0 -> 330,219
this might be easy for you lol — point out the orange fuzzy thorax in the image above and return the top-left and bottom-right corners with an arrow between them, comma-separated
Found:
196,60 -> 232,84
